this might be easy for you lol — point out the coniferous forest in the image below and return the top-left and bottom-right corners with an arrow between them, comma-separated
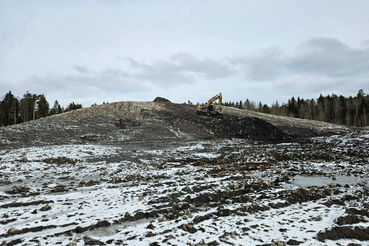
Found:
225,89 -> 369,127
240,89 -> 369,127
1,89 -> 369,127
0,91 -> 82,127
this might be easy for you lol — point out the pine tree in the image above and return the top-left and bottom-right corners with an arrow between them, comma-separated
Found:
36,94 -> 49,119
50,100 -> 62,115
65,102 -> 82,112
0,91 -> 20,126
19,91 -> 38,122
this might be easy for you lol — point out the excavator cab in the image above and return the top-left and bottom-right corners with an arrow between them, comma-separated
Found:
196,93 -> 223,116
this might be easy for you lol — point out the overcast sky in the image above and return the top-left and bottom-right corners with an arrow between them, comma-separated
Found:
1,0 -> 369,108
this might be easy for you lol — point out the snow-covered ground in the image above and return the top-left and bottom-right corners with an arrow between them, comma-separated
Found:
1,131 -> 369,246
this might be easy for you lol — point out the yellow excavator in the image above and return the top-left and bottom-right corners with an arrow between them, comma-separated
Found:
196,93 -> 223,116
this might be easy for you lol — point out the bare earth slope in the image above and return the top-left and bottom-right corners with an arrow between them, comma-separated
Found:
0,100 -> 348,148
0,100 -> 368,246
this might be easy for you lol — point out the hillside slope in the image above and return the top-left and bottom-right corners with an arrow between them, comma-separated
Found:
0,100 -> 349,148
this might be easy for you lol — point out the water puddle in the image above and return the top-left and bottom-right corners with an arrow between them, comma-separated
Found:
85,218 -> 152,237
292,175 -> 364,188
0,183 -> 14,192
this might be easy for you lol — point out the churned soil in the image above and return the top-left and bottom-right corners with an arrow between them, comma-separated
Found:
0,99 -> 348,148
0,98 -> 367,246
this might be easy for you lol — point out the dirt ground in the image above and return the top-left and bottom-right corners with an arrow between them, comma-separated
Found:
0,100 -> 368,246
0,100 -> 348,148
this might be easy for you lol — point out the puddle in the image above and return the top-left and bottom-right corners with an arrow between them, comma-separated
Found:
83,174 -> 102,182
85,218 -> 152,237
0,183 -> 15,192
292,175 -> 364,188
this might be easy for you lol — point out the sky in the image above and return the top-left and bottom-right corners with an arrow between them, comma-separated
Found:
1,0 -> 369,108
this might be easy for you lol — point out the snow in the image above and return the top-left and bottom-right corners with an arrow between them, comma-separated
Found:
1,132 -> 369,245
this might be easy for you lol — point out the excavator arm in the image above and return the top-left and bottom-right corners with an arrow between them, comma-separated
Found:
196,92 -> 223,116
206,93 -> 222,110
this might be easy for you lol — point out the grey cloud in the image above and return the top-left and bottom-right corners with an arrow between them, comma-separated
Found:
24,51 -> 235,97
24,72 -> 149,99
288,37 -> 369,77
230,48 -> 285,81
19,53 -> 235,100
101,68 -> 130,78
361,39 -> 369,47
124,58 -> 196,85
125,53 -> 235,85
169,53 -> 235,78
73,65 -> 91,74
23,52 -> 237,99
232,38 -> 369,81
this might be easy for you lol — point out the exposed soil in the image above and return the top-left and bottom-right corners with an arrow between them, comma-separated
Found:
0,99 -> 368,246
0,101 -> 348,149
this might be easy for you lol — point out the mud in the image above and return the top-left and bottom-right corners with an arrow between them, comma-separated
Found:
0,100 -> 368,246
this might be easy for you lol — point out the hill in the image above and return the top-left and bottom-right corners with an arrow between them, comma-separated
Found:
0,100 -> 349,148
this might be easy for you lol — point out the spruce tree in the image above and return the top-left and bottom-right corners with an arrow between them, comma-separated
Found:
0,91 -> 20,126
36,94 -> 49,119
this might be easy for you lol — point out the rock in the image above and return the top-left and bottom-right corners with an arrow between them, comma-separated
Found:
178,223 -> 198,233
308,215 -> 322,221
50,184 -> 69,193
83,235 -> 105,245
271,242 -> 285,246
146,223 -> 155,229
286,239 -> 303,245
158,216 -> 167,222
40,205 -> 52,211
5,185 -> 30,194
7,228 -> 20,235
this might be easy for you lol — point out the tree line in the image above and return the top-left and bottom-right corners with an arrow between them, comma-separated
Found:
0,91 -> 82,127
237,89 -> 368,127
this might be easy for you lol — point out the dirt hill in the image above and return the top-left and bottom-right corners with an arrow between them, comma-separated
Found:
57,99 -> 347,137
0,100 -> 348,148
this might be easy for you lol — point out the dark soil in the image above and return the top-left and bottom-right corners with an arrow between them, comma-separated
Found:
0,99 -> 367,246
153,97 -> 171,103
154,103 -> 293,142
317,226 -> 369,241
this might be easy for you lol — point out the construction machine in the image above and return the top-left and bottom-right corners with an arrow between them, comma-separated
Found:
196,93 -> 223,116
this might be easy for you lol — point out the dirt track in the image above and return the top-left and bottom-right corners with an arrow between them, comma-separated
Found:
0,100 -> 368,246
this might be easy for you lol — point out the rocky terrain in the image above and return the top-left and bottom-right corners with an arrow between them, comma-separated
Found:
0,99 -> 368,246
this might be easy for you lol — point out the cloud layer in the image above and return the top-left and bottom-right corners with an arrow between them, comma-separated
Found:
21,38 -> 368,96
3,37 -> 367,107
1,1 -> 369,106
231,37 -> 369,81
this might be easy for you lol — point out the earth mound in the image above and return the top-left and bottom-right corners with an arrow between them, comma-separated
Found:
0,100 -> 343,148
153,97 -> 171,103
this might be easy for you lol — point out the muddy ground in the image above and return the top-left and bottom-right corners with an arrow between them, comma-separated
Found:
0,100 -> 368,246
